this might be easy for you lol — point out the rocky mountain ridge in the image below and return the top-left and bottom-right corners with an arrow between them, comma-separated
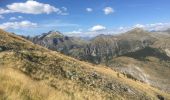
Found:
25,28 -> 170,93
26,28 -> 170,63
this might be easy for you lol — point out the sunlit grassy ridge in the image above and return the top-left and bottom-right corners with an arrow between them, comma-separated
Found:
0,29 -> 170,100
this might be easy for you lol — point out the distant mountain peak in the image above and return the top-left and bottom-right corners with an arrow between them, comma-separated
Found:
125,28 -> 151,36
46,31 -> 64,38
128,28 -> 145,33
37,31 -> 64,39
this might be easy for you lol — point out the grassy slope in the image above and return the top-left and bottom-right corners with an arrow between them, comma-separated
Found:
0,29 -> 170,100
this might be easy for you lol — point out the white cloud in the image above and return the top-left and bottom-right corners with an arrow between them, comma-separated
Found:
116,26 -> 131,33
66,22 -> 170,37
134,24 -> 145,28
0,15 -> 4,19
86,8 -> 93,12
103,7 -> 114,15
0,0 -> 68,15
67,29 -> 82,34
147,23 -> 170,31
115,23 -> 170,33
9,16 -> 23,20
134,23 -> 170,31
7,0 -> 58,14
89,25 -> 106,32
0,20 -> 38,30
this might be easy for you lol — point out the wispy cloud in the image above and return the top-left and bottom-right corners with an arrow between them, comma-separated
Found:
9,16 -> 23,20
41,20 -> 79,28
0,20 -> 38,30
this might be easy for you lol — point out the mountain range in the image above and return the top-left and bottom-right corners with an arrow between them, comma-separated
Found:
24,28 -> 170,93
0,29 -> 170,100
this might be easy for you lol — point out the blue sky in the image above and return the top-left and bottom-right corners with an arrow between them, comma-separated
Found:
0,0 -> 170,37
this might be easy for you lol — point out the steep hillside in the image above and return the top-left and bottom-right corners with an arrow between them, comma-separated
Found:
0,29 -> 170,100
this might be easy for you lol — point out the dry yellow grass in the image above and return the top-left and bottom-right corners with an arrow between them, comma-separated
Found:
0,67 -> 66,100
0,67 -> 124,100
